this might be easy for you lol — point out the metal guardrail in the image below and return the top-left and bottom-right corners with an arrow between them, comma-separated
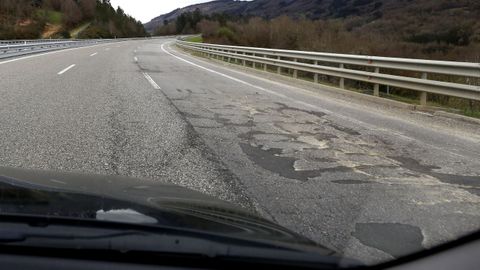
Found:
0,39 -> 79,45
176,40 -> 480,104
0,39 -> 116,59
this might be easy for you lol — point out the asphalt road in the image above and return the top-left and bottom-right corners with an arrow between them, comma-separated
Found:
0,37 -> 479,264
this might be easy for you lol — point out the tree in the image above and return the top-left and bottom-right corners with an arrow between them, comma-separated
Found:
62,0 -> 83,26
45,0 -> 63,11
79,0 -> 97,19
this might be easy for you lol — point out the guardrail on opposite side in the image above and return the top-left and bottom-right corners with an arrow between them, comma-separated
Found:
176,40 -> 480,105
0,39 -> 117,59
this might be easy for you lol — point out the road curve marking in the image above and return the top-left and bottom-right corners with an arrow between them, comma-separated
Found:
90,52 -> 98,57
142,72 -> 161,89
164,42 -> 474,158
160,43 -> 287,99
57,64 -> 76,75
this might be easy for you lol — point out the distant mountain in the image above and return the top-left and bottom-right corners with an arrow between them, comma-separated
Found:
144,0 -> 389,32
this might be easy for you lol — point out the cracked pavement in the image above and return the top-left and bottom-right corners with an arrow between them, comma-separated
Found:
0,38 -> 479,265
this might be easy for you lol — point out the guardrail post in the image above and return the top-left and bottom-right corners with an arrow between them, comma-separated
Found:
175,41 -> 478,105
277,56 -> 281,74
420,72 -> 428,106
339,64 -> 345,89
374,67 -> 380,96
293,59 -> 298,78
264,55 -> 268,71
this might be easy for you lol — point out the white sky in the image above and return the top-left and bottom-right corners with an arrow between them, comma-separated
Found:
109,0 -> 214,23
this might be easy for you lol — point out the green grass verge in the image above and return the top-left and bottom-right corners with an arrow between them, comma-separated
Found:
186,36 -> 203,43
461,108 -> 480,119
37,10 -> 62,24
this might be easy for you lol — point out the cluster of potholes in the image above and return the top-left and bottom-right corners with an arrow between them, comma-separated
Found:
172,88 -> 479,258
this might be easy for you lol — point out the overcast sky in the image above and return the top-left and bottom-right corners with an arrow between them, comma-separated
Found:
109,0 -> 214,23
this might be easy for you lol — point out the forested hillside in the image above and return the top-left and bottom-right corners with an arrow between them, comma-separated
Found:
0,0 -> 147,39
152,0 -> 479,116
153,0 -> 480,62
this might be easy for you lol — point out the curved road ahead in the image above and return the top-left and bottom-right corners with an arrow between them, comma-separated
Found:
1,37 -> 479,264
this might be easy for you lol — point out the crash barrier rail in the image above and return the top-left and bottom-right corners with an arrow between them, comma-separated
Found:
176,40 -> 480,104
0,39 -> 118,59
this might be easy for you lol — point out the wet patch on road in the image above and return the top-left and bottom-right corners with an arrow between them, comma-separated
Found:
390,156 -> 480,196
352,223 -> 424,258
240,143 -> 352,181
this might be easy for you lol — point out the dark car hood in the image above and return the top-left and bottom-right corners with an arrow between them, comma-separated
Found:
0,167 -> 323,250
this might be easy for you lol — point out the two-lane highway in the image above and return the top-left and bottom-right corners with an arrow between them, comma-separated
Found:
1,37 -> 479,264
0,39 -> 253,208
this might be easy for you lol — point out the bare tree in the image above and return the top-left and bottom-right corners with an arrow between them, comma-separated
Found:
62,0 -> 83,26
79,0 -> 97,19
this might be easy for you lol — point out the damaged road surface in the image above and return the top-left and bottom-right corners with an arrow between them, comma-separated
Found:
143,41 -> 480,264
0,38 -> 478,265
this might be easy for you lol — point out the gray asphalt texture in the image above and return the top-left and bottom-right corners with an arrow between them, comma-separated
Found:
0,37 -> 479,265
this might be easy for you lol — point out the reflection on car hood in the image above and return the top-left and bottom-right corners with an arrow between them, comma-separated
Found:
0,167 -> 319,248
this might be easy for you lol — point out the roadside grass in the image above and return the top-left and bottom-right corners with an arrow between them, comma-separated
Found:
381,93 -> 420,105
463,109 -> 480,118
186,36 -> 203,43
37,10 -> 62,24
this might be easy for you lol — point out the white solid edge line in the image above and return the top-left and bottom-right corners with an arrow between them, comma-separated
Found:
163,42 -> 472,159
160,43 -> 288,99
134,57 -> 138,62
0,42 -> 114,66
57,64 -> 76,75
142,72 -> 161,89
90,52 -> 98,57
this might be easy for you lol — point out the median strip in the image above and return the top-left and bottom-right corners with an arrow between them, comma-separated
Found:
57,64 -> 76,75
142,72 -> 161,89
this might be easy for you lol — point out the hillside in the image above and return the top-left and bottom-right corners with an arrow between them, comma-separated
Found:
0,0 -> 147,39
145,0 -> 480,42
150,0 -> 479,61
144,0 -> 425,32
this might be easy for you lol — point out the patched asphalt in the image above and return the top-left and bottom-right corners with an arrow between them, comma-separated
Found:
0,38 -> 479,265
